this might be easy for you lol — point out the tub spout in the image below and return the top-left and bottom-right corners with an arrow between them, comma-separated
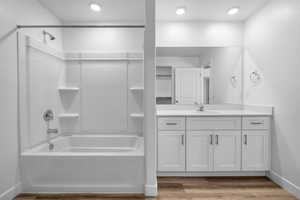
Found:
48,142 -> 54,151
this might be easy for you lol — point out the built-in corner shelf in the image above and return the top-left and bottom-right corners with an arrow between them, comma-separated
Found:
130,113 -> 144,118
59,113 -> 79,119
130,86 -> 144,91
58,87 -> 80,92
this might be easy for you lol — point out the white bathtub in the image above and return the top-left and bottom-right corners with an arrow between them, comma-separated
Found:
21,135 -> 144,194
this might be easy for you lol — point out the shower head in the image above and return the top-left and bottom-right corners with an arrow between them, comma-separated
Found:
43,30 -> 56,41
49,35 -> 56,40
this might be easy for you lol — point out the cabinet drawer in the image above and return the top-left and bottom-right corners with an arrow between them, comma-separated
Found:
158,117 -> 185,131
243,117 -> 270,130
187,117 -> 241,130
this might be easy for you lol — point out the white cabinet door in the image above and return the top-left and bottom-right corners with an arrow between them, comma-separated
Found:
187,131 -> 214,171
242,131 -> 269,171
175,68 -> 202,104
158,131 -> 185,171
214,131 -> 241,171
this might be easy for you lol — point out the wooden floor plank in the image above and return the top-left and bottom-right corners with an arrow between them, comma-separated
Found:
16,177 -> 298,200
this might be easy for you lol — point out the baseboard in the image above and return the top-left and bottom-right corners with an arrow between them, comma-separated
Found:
0,183 -> 22,200
158,171 -> 266,177
22,184 -> 143,194
267,171 -> 300,199
144,184 -> 157,197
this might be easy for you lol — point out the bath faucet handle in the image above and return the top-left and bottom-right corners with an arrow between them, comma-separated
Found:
43,109 -> 54,122
47,128 -> 59,134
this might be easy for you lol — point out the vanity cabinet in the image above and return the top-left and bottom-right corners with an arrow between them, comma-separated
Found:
186,131 -> 213,171
157,117 -> 186,171
187,130 -> 241,172
158,116 -> 271,173
213,131 -> 241,171
158,131 -> 185,171
242,117 -> 270,171
186,117 -> 242,172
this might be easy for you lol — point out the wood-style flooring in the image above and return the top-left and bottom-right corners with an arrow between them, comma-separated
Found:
16,177 -> 298,200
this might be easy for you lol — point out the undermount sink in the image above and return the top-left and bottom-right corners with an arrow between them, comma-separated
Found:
191,110 -> 221,114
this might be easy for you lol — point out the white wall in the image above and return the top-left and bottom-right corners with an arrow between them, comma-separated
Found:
62,28 -> 144,52
0,15 -> 20,200
244,0 -> 300,197
144,0 -> 157,195
0,0 -> 62,199
157,56 -> 200,67
157,21 -> 244,47
1,0 -> 63,50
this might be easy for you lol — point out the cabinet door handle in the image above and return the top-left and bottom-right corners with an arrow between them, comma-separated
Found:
166,122 -> 177,126
250,122 -> 263,125
215,135 -> 219,145
181,135 -> 184,145
244,135 -> 248,145
210,134 -> 213,145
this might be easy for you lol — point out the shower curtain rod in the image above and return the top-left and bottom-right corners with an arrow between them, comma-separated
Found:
17,25 -> 145,29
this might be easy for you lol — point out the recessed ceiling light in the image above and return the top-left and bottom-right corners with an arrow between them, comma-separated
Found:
227,7 -> 240,15
90,3 -> 101,12
176,7 -> 186,16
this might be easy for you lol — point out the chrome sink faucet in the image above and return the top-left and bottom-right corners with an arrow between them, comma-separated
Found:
195,102 -> 205,112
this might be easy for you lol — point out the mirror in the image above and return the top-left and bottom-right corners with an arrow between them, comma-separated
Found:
156,47 -> 242,105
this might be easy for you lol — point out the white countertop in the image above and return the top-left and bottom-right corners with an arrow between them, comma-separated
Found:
157,109 -> 272,117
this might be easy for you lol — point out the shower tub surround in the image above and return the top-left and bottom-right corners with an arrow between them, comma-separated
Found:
21,135 -> 144,193
18,33 -> 145,194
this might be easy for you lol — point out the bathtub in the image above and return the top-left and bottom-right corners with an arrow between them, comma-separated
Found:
21,135 -> 144,194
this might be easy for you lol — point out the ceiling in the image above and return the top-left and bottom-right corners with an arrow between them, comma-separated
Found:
38,0 -> 145,23
157,0 -> 270,21
39,0 -> 269,23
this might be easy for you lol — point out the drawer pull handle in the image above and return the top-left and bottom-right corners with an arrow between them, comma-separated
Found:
250,122 -> 263,125
210,134 -> 213,145
215,135 -> 219,145
166,123 -> 178,126
244,135 -> 248,145
181,135 -> 185,145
